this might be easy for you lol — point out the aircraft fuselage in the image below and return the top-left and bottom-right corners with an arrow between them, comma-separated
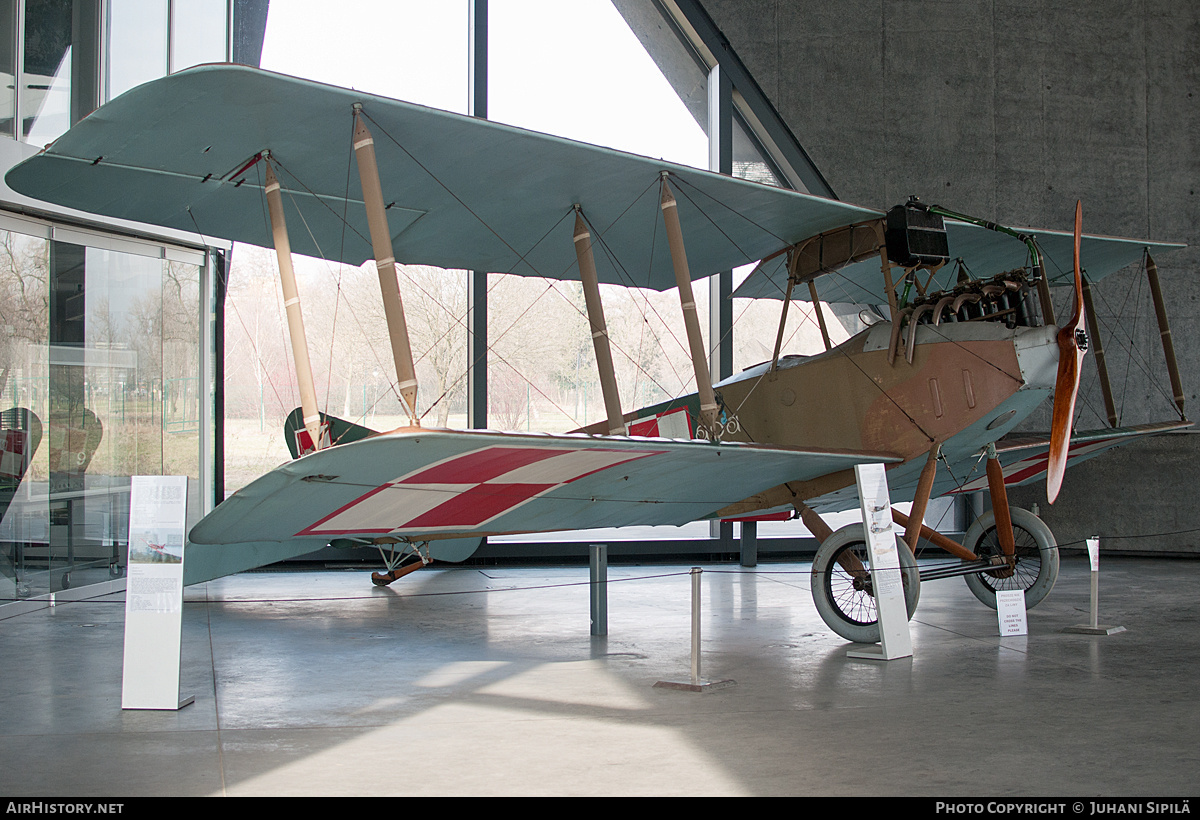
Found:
710,321 -> 1059,514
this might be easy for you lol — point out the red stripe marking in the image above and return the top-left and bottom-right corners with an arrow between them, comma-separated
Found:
721,511 -> 791,523
401,483 -> 554,528
629,417 -> 659,436
398,447 -> 571,485
1004,457 -> 1050,485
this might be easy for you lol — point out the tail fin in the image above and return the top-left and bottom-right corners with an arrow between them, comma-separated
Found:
570,394 -> 700,438
283,408 -> 378,459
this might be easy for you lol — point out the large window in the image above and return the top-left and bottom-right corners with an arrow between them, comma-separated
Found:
0,216 -> 207,600
20,0 -> 76,144
106,0 -> 230,101
489,0 -> 706,165
258,1 -> 467,113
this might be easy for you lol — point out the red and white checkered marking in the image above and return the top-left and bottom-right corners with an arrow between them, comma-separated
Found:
297,444 -> 664,536
947,437 -> 1119,494
629,407 -> 693,439
294,421 -> 332,456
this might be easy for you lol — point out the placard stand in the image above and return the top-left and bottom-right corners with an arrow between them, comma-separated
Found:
1063,537 -> 1126,636
846,463 -> 913,661
655,568 -> 736,692
121,476 -> 194,710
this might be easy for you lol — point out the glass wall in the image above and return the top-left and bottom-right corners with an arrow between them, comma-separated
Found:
169,0 -> 228,73
106,0 -> 231,102
0,1 -> 234,142
0,0 -> 14,138
0,216 -> 206,601
21,0 -> 74,144
105,0 -> 167,99
258,1 -> 467,113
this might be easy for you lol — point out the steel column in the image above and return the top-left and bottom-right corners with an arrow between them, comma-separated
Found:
467,0 -> 488,430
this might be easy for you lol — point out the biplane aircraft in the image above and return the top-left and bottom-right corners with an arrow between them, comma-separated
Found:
6,65 -> 1190,642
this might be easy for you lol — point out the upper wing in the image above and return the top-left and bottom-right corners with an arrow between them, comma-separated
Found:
184,427 -> 899,583
6,64 -> 877,291
733,218 -> 1186,304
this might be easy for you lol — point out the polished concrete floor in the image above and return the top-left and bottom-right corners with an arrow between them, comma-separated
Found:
1,553 -> 1198,796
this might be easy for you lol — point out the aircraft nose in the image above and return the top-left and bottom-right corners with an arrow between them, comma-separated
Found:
1013,324 -> 1059,390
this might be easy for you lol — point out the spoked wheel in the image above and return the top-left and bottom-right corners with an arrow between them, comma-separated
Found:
810,524 -> 921,643
962,508 -> 1059,609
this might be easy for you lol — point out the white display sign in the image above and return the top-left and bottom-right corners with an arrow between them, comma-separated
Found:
121,476 -> 194,710
1086,537 -> 1100,571
996,589 -> 1028,636
848,463 -> 912,660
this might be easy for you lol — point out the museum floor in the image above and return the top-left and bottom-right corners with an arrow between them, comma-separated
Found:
1,553 -> 1197,797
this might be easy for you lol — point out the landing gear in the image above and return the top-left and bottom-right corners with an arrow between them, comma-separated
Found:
810,523 -> 921,643
963,508 -> 1059,609
370,539 -> 430,587
370,561 -> 425,587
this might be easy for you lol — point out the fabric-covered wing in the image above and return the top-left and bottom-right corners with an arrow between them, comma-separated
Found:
184,427 -> 900,584
945,421 -> 1194,494
786,421 -> 1191,517
6,64 -> 878,291
733,219 -> 1185,303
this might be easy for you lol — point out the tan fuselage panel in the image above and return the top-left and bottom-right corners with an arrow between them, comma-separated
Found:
714,323 -> 1028,512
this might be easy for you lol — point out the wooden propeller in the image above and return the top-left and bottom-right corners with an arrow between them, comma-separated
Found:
1046,201 -> 1088,503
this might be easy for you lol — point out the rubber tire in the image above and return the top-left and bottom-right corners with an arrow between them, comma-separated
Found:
810,523 -> 921,643
963,508 -> 1059,610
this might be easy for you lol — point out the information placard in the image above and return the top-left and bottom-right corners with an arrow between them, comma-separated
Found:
847,463 -> 913,660
121,476 -> 193,710
997,589 -> 1028,636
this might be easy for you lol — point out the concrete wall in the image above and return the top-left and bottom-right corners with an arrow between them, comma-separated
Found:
700,0 -> 1200,553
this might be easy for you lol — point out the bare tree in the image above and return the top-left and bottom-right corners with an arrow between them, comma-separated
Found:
0,233 -> 49,400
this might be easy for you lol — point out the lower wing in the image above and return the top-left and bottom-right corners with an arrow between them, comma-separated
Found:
185,428 -> 900,585
945,420 -> 1193,495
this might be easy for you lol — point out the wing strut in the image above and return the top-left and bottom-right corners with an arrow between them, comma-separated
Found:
573,207 -> 626,434
1145,251 -> 1187,419
264,157 -> 324,450
985,443 -> 1017,560
353,107 -> 420,426
1081,277 -> 1118,427
808,280 -> 832,351
660,175 -> 720,437
902,442 -> 941,552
